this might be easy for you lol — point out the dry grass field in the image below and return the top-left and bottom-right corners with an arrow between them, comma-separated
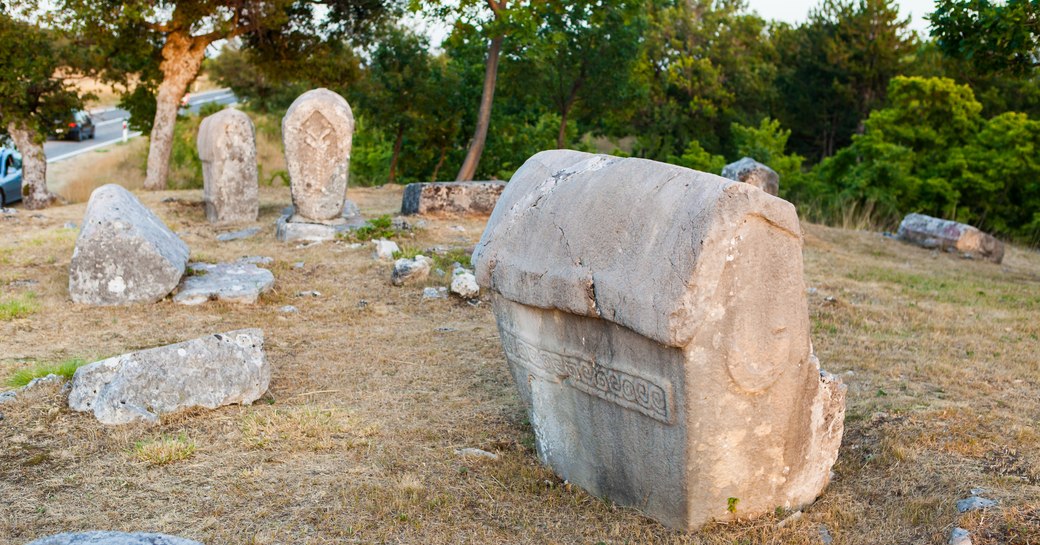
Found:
0,184 -> 1038,545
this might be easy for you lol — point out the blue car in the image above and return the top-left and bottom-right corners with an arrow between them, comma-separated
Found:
0,147 -> 23,206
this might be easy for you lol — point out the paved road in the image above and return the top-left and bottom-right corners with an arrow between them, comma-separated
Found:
45,88 -> 237,164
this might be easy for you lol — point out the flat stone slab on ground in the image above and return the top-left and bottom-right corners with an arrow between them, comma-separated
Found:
897,213 -> 1005,263
401,181 -> 506,217
26,532 -> 203,545
275,213 -> 367,242
68,329 -> 269,425
69,184 -> 189,305
474,150 -> 845,531
216,226 -> 261,242
173,262 -> 274,305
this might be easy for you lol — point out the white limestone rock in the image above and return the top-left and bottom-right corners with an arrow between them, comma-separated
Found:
172,262 -> 274,305
198,108 -> 259,225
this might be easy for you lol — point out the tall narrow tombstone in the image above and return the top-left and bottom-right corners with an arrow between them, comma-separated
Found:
283,88 -> 354,222
474,150 -> 846,531
198,108 -> 259,224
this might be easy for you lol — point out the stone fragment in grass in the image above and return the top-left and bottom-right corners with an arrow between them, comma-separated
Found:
68,329 -> 269,425
897,213 -> 1004,263
721,157 -> 779,196
949,527 -> 972,545
373,239 -> 399,260
198,108 -> 259,225
278,305 -> 299,313
391,255 -> 432,286
69,184 -> 189,305
26,532 -> 203,545
172,262 -> 274,305
216,226 -> 261,242
475,150 -> 846,531
423,287 -> 447,299
401,181 -> 506,217
956,496 -> 997,512
450,267 -> 479,299
456,447 -> 499,460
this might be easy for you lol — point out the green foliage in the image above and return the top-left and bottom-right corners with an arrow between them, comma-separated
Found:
350,115 -> 393,187
670,140 -> 725,173
0,292 -> 38,321
169,114 -> 204,189
930,0 -> 1040,76
346,215 -> 406,242
731,118 -> 808,201
6,358 -> 88,388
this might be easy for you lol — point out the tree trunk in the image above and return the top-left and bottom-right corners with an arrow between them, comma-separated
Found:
7,121 -> 54,209
431,143 -> 448,181
388,124 -> 405,184
144,31 -> 209,191
456,34 -> 504,181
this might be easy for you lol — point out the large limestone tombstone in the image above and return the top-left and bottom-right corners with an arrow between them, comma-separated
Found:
721,157 -> 780,196
283,88 -> 354,221
474,150 -> 846,531
897,213 -> 1005,263
69,184 -> 189,305
198,108 -> 259,224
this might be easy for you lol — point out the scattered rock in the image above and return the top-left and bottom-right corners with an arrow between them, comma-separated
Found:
423,286 -> 448,299
68,329 -> 269,425
450,267 -> 480,299
293,261 -> 305,269
450,225 -> 466,232
69,184 -> 189,305
373,239 -> 400,260
721,157 -> 780,196
296,290 -> 321,297
63,222 -> 77,229
456,447 -> 499,460
391,255 -> 433,286
25,531 -> 204,545
9,279 -> 38,288
216,226 -> 261,242
283,88 -> 354,221
1,207 -> 17,215
897,213 -> 1004,264
956,496 -> 997,512
342,199 -> 361,218
776,511 -> 802,527
401,181 -> 506,217
198,108 -> 259,224
278,305 -> 299,313
173,262 -> 275,305
275,213 -> 366,243
434,327 -> 456,332
356,299 -> 369,308
818,524 -> 834,544
238,255 -> 273,265
949,527 -> 972,545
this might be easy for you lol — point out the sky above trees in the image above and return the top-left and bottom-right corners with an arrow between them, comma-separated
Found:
748,0 -> 935,33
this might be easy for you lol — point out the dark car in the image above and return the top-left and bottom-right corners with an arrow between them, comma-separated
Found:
0,147 -> 22,206
55,110 -> 96,141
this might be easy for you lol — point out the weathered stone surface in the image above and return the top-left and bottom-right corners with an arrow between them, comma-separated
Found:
274,212 -> 365,242
391,255 -> 432,286
401,181 -> 506,217
423,286 -> 448,299
450,267 -> 479,299
721,157 -> 780,196
897,213 -> 1005,263
216,226 -> 260,242
198,108 -> 259,224
474,150 -> 845,531
282,88 -> 354,221
949,528 -> 972,545
957,496 -> 997,512
69,184 -> 189,305
172,262 -> 274,305
26,532 -> 203,545
373,239 -> 400,260
69,329 -> 269,425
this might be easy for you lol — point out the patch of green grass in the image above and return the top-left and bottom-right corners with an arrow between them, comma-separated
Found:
392,246 -> 472,272
345,215 -> 405,242
6,358 -> 89,388
132,434 -> 197,465
0,292 -> 39,321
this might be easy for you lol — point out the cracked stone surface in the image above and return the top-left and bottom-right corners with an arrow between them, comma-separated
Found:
474,150 -> 845,531
198,108 -> 259,225
897,213 -> 1004,263
721,156 -> 779,196
69,184 -> 189,305
401,181 -> 506,216
69,329 -> 269,425
282,88 -> 354,221
956,496 -> 997,512
26,532 -> 204,545
172,262 -> 274,305
391,255 -> 432,286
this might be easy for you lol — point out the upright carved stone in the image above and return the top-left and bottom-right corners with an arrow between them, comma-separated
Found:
897,213 -> 1005,263
721,157 -> 780,196
475,150 -> 845,531
282,88 -> 354,222
198,108 -> 259,224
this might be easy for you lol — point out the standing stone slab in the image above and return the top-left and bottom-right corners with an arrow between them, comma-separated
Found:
26,532 -> 203,545
897,213 -> 1005,263
69,184 -> 189,305
721,157 -> 780,196
198,108 -> 259,224
474,150 -> 845,531
69,329 -> 269,425
283,88 -> 354,221
401,181 -> 506,216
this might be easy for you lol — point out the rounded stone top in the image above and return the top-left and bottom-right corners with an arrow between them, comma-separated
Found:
197,108 -> 254,162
